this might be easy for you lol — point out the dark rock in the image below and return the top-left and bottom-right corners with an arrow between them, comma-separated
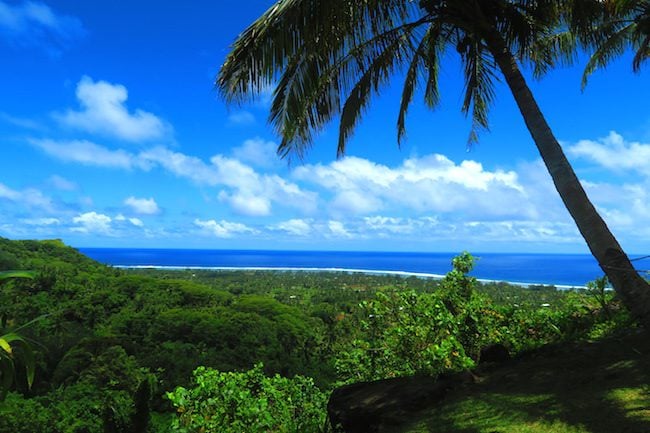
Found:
327,371 -> 475,433
479,343 -> 511,364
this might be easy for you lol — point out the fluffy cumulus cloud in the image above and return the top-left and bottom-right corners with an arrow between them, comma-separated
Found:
568,131 -> 650,177
212,155 -> 316,216
0,0 -> 85,50
194,218 -> 257,238
70,211 -> 149,236
140,148 -> 316,216
124,196 -> 160,215
294,154 -> 534,219
72,211 -> 112,234
56,76 -> 169,142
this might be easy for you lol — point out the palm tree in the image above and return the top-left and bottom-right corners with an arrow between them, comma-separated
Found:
578,0 -> 649,85
217,0 -> 650,327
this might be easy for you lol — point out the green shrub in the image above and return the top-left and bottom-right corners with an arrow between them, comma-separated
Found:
0,393 -> 54,433
167,364 -> 327,433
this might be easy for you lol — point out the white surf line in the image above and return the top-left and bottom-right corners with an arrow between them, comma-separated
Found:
115,265 -> 586,289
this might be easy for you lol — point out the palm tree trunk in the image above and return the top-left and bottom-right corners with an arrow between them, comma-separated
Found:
485,32 -> 650,328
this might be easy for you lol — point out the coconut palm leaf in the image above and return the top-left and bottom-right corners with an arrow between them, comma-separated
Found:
0,271 -> 38,400
575,0 -> 650,85
0,332 -> 35,400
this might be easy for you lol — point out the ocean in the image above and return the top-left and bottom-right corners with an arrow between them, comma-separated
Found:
77,248 -> 627,288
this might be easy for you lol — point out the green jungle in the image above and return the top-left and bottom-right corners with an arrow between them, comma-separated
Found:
1,237 -> 647,432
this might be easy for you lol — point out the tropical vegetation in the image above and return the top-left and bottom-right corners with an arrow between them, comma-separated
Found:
0,237 -> 636,431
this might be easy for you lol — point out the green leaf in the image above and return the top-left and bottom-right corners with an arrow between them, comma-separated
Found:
0,271 -> 35,282
0,337 -> 12,355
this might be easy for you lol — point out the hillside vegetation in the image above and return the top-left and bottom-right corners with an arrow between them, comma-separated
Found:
0,237 -> 640,432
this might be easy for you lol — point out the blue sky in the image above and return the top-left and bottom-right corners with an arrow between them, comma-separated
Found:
1,0 -> 649,253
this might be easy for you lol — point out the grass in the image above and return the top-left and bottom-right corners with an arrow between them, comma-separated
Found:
388,328 -> 650,433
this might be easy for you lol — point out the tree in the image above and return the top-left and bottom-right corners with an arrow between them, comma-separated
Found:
217,0 -> 650,327
578,0 -> 650,85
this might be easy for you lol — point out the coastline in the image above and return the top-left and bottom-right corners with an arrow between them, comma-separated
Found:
116,264 -> 587,290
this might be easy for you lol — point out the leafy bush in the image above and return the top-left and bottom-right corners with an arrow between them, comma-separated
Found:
167,364 -> 327,433
0,392 -> 54,433
335,290 -> 474,382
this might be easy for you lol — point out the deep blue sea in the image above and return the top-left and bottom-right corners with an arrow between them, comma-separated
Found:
77,248 -> 625,288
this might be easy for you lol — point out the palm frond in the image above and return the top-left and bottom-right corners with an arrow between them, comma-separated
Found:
397,25 -> 446,145
531,31 -> 579,78
632,34 -> 650,70
269,17 -> 431,158
423,25 -> 446,110
582,22 -> 634,87
218,0 -> 416,104
460,39 -> 497,145
337,32 -> 415,156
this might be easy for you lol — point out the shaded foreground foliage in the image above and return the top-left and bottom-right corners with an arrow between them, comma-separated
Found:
0,238 -> 636,432
397,327 -> 650,433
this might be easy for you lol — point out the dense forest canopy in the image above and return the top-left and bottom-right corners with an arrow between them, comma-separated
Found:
0,237 -> 632,432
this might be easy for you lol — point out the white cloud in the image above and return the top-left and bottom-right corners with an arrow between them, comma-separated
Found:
139,146 -> 218,184
458,220 -> 580,244
33,137 -> 317,216
128,217 -> 144,227
218,191 -> 271,216
294,154 -> 530,218
331,190 -> 383,214
270,219 -> 312,236
0,183 -> 19,200
115,213 -> 144,228
209,154 -> 316,216
31,138 -> 140,169
56,76 -> 169,142
20,217 -> 60,226
582,180 -> 650,238
568,131 -> 650,177
0,182 -> 54,210
48,175 -> 77,191
124,196 -> 160,215
328,220 -> 351,238
194,218 -> 257,238
0,0 -> 84,50
363,216 -> 437,235
72,211 -> 112,234
228,110 -> 255,125
141,148 -> 314,215
232,137 -> 279,168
